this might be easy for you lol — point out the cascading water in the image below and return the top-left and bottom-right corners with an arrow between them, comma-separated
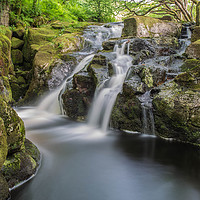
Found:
37,23 -> 124,114
88,41 -> 132,131
138,91 -> 155,135
11,22 -> 200,200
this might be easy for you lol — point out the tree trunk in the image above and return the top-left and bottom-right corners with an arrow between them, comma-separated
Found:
0,0 -> 9,26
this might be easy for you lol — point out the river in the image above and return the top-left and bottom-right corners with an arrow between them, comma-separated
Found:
11,23 -> 200,200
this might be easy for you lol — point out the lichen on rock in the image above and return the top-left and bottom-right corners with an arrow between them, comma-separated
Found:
122,16 -> 181,38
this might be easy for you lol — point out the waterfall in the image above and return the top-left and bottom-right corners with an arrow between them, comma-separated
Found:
37,54 -> 94,114
138,91 -> 155,135
88,41 -> 132,132
37,23 -> 124,114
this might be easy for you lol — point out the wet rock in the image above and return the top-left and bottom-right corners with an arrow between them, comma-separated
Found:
122,16 -> 181,38
0,173 -> 9,200
153,66 -> 200,144
2,139 -> 40,188
87,54 -> 109,86
128,64 -> 166,90
21,26 -> 84,103
191,26 -> 200,42
180,59 -> 200,72
111,84 -> 142,132
0,98 -> 25,154
102,40 -> 117,50
186,39 -> 200,59
62,71 -> 96,121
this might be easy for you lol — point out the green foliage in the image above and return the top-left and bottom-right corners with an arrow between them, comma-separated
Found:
82,0 -> 117,22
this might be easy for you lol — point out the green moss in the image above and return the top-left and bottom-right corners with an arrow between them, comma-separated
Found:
181,59 -> 200,72
11,49 -> 23,64
0,173 -> 9,200
0,33 -> 12,76
122,16 -> 181,38
0,76 -> 12,103
0,98 -> 25,153
191,26 -> 200,43
11,37 -> 24,49
0,118 -> 8,169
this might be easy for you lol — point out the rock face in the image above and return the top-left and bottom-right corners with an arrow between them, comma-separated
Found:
153,65 -> 200,144
21,25 -> 84,103
111,84 -> 142,132
186,39 -> 200,59
0,27 -> 40,199
122,16 -> 181,38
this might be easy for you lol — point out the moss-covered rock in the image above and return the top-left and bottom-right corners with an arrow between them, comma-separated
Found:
53,33 -> 84,53
11,37 -> 24,49
0,76 -> 12,103
62,71 -> 96,121
0,118 -> 7,169
0,26 -> 12,40
11,49 -> 23,64
122,16 -> 181,38
153,66 -> 200,144
186,39 -> 200,59
2,139 -> 40,188
9,74 -> 29,102
111,83 -> 142,132
0,33 -> 13,76
87,54 -> 108,86
0,173 -> 9,200
0,98 -> 25,153
180,59 -> 200,72
13,26 -> 25,39
191,26 -> 200,42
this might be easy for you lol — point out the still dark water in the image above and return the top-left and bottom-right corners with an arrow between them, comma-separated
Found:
12,107 -> 200,200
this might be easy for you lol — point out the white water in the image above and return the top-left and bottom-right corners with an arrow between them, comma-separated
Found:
138,91 -> 155,135
37,23 -> 124,114
88,41 -> 132,131
37,55 -> 95,114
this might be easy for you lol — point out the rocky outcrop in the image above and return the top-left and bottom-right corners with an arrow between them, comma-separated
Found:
21,25 -> 84,103
122,16 -> 181,38
111,83 -> 142,132
186,39 -> 200,59
0,27 -> 40,199
153,65 -> 200,144
191,26 -> 200,42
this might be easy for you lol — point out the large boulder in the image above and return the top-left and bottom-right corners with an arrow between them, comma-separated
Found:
21,26 -> 84,103
122,16 -> 181,38
0,28 -> 40,198
62,71 -> 96,121
111,83 -> 142,132
2,139 -> 40,188
191,26 -> 200,42
153,66 -> 200,144
0,98 -> 25,154
186,39 -> 200,59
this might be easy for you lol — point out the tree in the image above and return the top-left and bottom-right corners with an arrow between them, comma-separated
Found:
120,0 -> 199,23
83,0 -> 117,22
0,0 -> 9,26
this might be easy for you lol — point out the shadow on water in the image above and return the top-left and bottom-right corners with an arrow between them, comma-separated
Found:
11,107 -> 200,200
